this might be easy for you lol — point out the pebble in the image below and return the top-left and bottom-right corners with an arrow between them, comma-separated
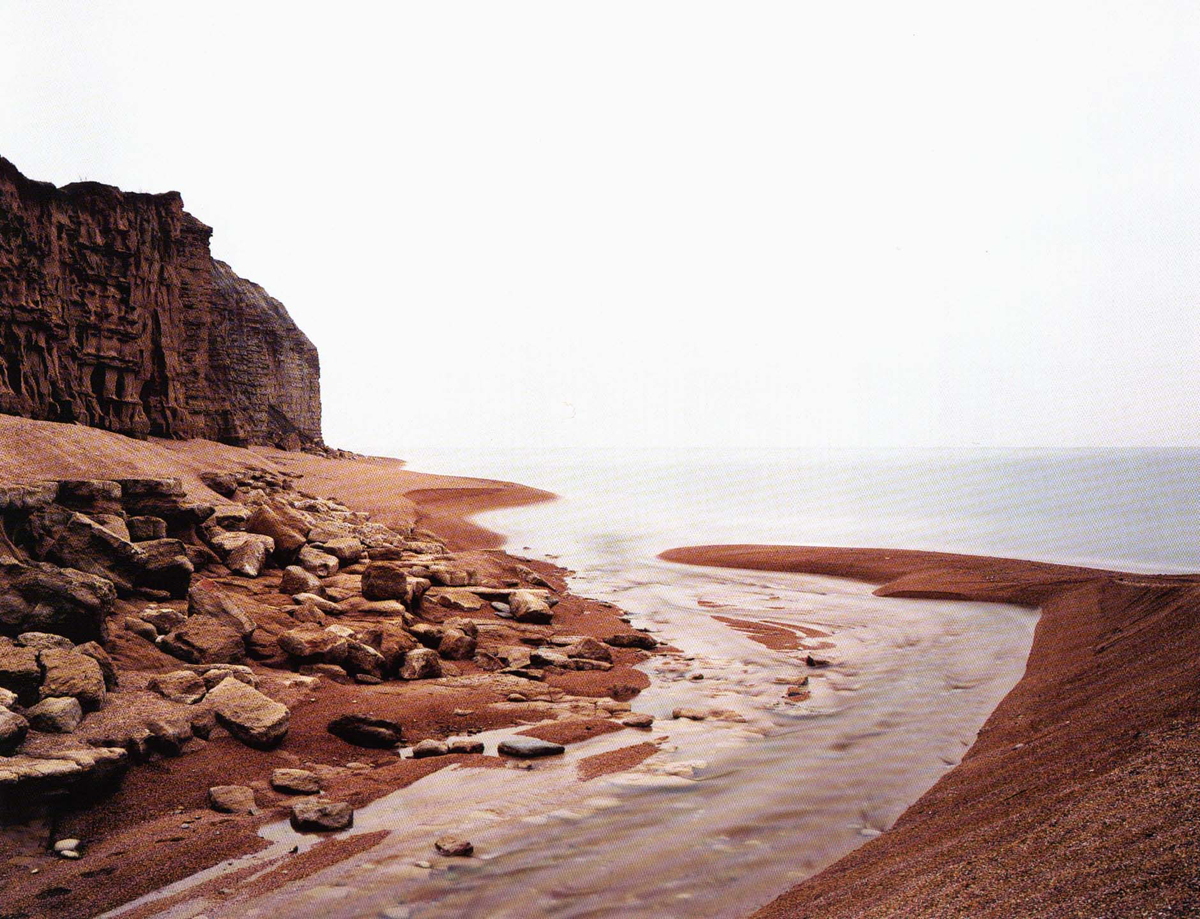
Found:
434,836 -> 474,857
453,709 -> 473,716
689,673 -> 705,681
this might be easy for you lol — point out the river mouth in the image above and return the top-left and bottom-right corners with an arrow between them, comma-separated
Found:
117,543 -> 1037,919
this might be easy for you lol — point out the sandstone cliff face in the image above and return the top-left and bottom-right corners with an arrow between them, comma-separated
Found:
0,156 -> 321,448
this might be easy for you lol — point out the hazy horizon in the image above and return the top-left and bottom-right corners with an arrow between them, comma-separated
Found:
4,2 -> 1199,455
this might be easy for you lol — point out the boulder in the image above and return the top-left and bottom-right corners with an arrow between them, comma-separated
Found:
15,631 -> 74,652
207,504 -> 252,530
290,799 -> 353,832
293,592 -> 339,613
245,506 -> 307,560
76,641 -> 118,690
56,480 -> 123,516
205,677 -> 290,748
92,513 -> 131,542
434,836 -> 474,857
327,714 -> 404,748
411,738 -> 449,758
160,617 -> 246,664
297,546 -> 339,578
290,603 -> 328,625
361,562 -> 407,601
565,637 -> 613,662
209,532 -> 274,578
0,482 -> 58,513
434,589 -> 485,611
199,472 -> 240,498
140,606 -> 187,635
39,648 -> 106,711
148,670 -> 208,704
510,590 -> 553,624
133,539 -> 194,598
344,640 -> 386,679
428,566 -> 472,587
46,512 -> 144,595
118,479 -> 213,528
0,688 -> 16,709
280,566 -> 322,597
319,537 -> 364,566
0,747 -> 128,818
193,663 -> 257,690
399,648 -> 442,680
443,617 -> 479,638
358,623 -> 419,673
26,696 -> 83,733
439,629 -> 477,661
277,626 -> 348,664
127,516 -> 168,542
0,709 -> 29,752
208,784 -> 255,813
2,563 -> 115,644
270,768 -> 321,794
448,738 -> 485,755
605,632 -> 658,650
124,616 -> 158,641
497,737 -> 565,758
187,580 -> 256,636
621,712 -> 654,728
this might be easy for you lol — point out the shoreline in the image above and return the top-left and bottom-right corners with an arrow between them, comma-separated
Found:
0,417 -> 653,919
659,544 -> 1200,917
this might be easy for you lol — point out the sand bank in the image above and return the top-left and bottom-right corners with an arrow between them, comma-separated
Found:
660,544 -> 1200,917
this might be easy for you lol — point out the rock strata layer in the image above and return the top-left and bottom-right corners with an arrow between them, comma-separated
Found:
0,157 -> 321,449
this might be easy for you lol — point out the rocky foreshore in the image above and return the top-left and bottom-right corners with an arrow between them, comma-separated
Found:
0,449 -> 660,917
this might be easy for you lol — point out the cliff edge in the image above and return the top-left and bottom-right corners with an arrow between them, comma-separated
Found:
0,156 -> 321,449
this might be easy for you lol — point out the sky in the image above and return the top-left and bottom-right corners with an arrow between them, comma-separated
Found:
2,2 -> 1200,454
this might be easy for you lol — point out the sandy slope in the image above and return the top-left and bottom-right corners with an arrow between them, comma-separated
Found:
660,544 -> 1200,918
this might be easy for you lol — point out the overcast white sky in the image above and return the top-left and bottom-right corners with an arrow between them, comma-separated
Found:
3,2 -> 1199,453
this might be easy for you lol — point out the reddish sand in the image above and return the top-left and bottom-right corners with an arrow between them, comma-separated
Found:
661,545 -> 1200,918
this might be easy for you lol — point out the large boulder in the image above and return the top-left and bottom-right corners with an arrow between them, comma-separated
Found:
327,714 -> 403,748
39,648 -> 106,711
56,480 -> 123,516
204,677 -> 290,749
0,482 -> 58,514
297,546 -> 338,578
1,563 -> 115,644
45,513 -> 144,595
357,623 -> 419,673
117,479 -> 213,529
187,580 -> 256,636
399,647 -> 442,680
0,709 -> 29,752
362,562 -> 408,601
208,784 -> 255,813
160,617 -> 246,664
245,506 -> 307,561
277,626 -> 348,664
343,640 -> 386,679
25,697 -> 82,734
565,637 -> 613,662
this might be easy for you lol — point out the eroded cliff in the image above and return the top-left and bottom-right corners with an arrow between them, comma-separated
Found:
0,156 -> 321,449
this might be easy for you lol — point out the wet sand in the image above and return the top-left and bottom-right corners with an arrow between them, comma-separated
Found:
660,545 -> 1200,918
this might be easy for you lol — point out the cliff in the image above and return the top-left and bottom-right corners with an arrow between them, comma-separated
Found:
0,156 -> 321,449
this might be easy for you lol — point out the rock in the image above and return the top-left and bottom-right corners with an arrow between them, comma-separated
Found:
298,545 -> 339,577
207,504 -> 252,530
411,739 -> 449,758
280,566 -> 323,597
127,516 -> 168,542
806,654 -> 831,668
498,737 -> 565,758
125,616 -> 159,641
434,589 -> 485,612
43,512 -> 143,593
491,601 -> 512,616
399,648 -> 442,680
195,663 -> 257,689
26,697 -> 83,733
208,784 -> 255,813
295,592 -> 340,613
362,562 -> 408,601
187,580 -> 256,635
140,606 -> 187,635
428,566 -> 472,587
132,539 -> 194,597
672,708 -> 708,721
621,712 -> 655,728
147,716 -> 194,756
199,473 -> 240,498
0,563 -> 115,644
56,480 -> 123,516
278,626 -> 348,664
344,640 -> 386,679
290,603 -> 328,625
15,631 -> 74,652
160,616 -> 246,664
434,836 -> 474,857
148,670 -> 208,704
320,537 -> 364,565
270,768 -> 320,794
473,650 -> 504,671
448,738 -> 485,755
0,709 -> 29,752
565,637 -> 613,662
0,688 -> 15,709
72,641 -> 117,690
439,629 -> 477,661
410,623 -> 443,648
442,617 -> 479,638
246,505 -> 307,560
509,590 -> 553,624
301,663 -> 352,683
53,838 -> 80,853
289,799 -> 353,832
327,714 -> 404,748
530,648 -> 570,668
184,543 -> 222,572
507,693 -> 527,702
0,745 -> 128,814
204,677 -> 290,749
92,513 -> 131,541
561,658 -> 612,672
606,632 -> 658,650
359,623 -> 419,673
39,648 -> 106,710
0,482 -> 59,513
210,532 -> 274,578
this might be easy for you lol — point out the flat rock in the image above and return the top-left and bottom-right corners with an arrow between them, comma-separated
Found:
270,768 -> 321,794
328,714 -> 404,748
497,737 -> 565,758
205,677 -> 290,749
606,632 -> 658,650
290,799 -> 354,832
160,616 -> 246,665
208,784 -> 256,813
148,670 -> 208,704
448,738 -> 485,755
280,566 -> 323,597
621,712 -> 655,728
188,580 -> 256,635
411,739 -> 449,758
298,545 -> 339,578
278,625 -> 348,664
